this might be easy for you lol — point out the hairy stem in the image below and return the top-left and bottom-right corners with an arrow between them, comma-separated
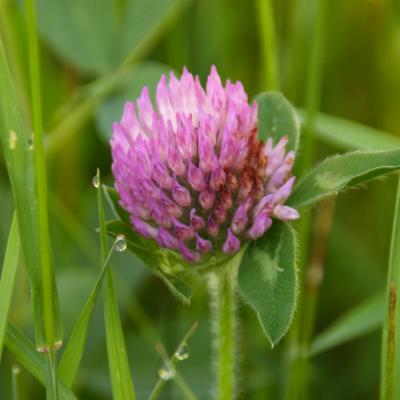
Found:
210,267 -> 237,400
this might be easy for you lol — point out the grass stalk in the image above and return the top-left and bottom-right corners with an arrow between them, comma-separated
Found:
11,364 -> 20,400
0,213 -> 20,361
380,175 -> 400,400
24,0 -> 62,397
96,171 -> 136,400
256,0 -> 279,91
148,323 -> 198,400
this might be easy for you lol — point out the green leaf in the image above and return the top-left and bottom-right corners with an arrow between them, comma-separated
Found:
117,0 -> 189,64
288,149 -> 400,208
36,0 -> 117,74
5,323 -> 77,400
297,110 -> 400,151
36,0 -> 188,74
309,292 -> 385,357
0,213 -> 20,360
58,243 -> 116,387
153,271 -> 193,306
238,223 -> 297,347
96,171 -> 136,400
96,62 -> 172,142
255,92 -> 300,151
106,219 -> 192,305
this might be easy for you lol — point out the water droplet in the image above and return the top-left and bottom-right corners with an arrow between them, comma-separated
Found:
158,365 -> 176,381
175,342 -> 189,361
115,234 -> 127,252
92,174 -> 100,188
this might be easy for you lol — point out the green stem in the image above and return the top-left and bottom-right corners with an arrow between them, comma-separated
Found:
210,268 -> 236,400
380,174 -> 400,400
44,352 -> 58,400
12,364 -> 20,400
148,323 -> 198,400
25,0 -> 61,397
256,0 -> 279,91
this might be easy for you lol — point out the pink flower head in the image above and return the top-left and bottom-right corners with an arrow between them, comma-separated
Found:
111,66 -> 299,264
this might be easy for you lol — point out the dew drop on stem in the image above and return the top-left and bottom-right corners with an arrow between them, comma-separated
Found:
115,234 -> 127,252
175,342 -> 189,361
158,364 -> 176,381
92,174 -> 100,188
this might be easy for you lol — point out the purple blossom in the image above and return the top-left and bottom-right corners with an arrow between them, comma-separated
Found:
111,66 -> 299,264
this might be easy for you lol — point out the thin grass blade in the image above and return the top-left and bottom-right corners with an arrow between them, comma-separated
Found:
381,174 -> 400,399
297,110 -> 400,151
0,30 -> 47,349
96,170 -> 136,400
25,0 -> 62,350
0,213 -> 20,360
58,241 -> 117,387
12,364 -> 20,400
310,292 -> 385,357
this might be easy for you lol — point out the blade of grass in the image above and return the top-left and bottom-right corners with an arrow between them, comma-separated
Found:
380,174 -> 400,400
96,171 -> 136,400
25,0 -> 62,348
5,323 -> 77,400
24,1 -> 62,397
0,29 -> 60,399
256,0 -> 279,91
148,322 -> 198,400
50,191 -> 161,357
58,238 -> 117,387
310,291 -> 385,357
0,30 -> 44,349
0,213 -> 20,360
297,110 -> 400,151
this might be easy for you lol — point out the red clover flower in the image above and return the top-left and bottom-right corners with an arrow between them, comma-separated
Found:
111,66 -> 299,264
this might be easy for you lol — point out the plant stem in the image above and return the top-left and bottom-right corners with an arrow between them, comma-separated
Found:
148,323 -> 198,400
380,174 -> 400,400
25,0 -> 61,398
210,267 -> 236,400
256,0 -> 279,91
12,364 -> 20,400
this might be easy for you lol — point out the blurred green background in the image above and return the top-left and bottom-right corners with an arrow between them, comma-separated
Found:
1,0 -> 400,398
